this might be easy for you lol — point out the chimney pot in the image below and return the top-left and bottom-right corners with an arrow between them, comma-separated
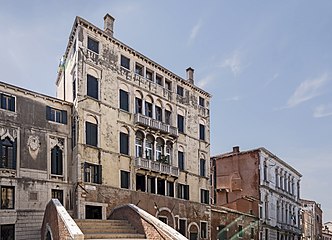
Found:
104,13 -> 115,37
233,146 -> 240,153
186,67 -> 194,84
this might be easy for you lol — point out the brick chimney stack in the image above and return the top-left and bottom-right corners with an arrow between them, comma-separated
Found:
186,67 -> 194,84
233,146 -> 240,153
104,14 -> 115,37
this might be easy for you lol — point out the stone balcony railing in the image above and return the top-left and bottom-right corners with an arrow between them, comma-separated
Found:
135,157 -> 179,177
134,113 -> 178,137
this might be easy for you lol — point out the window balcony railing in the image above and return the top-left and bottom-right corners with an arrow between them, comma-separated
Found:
86,49 -> 99,64
134,113 -> 178,137
135,157 -> 179,177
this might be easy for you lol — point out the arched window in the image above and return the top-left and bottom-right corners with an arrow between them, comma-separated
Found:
135,131 -> 143,157
156,138 -> 164,162
0,137 -> 16,169
165,141 -> 173,164
51,145 -> 63,175
145,135 -> 154,160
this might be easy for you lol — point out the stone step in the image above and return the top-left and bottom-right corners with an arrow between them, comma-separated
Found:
83,233 -> 146,239
81,227 -> 138,234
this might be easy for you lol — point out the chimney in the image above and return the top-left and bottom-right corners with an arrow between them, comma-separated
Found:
104,14 -> 115,37
186,67 -> 194,84
233,146 -> 240,153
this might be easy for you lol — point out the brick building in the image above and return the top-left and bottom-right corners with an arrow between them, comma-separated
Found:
212,146 -> 302,240
301,199 -> 323,239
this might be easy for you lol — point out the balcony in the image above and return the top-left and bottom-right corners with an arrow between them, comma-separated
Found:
134,113 -> 178,137
86,49 -> 99,64
135,157 -> 179,177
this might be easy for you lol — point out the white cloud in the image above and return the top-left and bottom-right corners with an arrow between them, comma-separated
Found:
220,51 -> 242,76
188,19 -> 202,45
197,74 -> 214,88
264,73 -> 279,88
287,73 -> 329,108
313,104 -> 332,118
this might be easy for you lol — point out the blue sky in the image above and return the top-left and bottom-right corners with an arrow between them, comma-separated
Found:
1,0 -> 331,221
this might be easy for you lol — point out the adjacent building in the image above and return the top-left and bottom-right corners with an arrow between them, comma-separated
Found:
323,222 -> 332,240
300,199 -> 323,239
212,146 -> 302,240
0,82 -> 73,239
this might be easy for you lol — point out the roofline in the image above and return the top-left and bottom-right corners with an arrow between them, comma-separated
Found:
57,15 -> 212,98
0,81 -> 72,106
212,147 -> 302,177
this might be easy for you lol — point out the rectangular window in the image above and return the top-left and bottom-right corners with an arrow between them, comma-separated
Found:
147,176 -> 156,194
135,63 -> 144,76
155,106 -> 162,121
146,69 -> 154,81
157,179 -> 165,195
88,37 -> 99,53
177,85 -> 184,96
156,74 -> 163,86
51,189 -> 63,205
159,216 -> 168,224
251,227 -> 255,239
86,122 -> 98,147
84,162 -> 102,184
200,189 -> 209,204
0,94 -> 15,112
200,159 -> 206,177
178,219 -> 187,237
1,186 -> 14,209
200,222 -> 207,239
177,183 -> 189,200
0,138 -> 16,170
0,224 -> 15,240
135,97 -> 142,114
120,55 -> 130,70
199,124 -> 205,141
165,79 -> 172,91
199,96 -> 205,107
167,181 -> 174,197
177,114 -> 184,133
238,225 -> 243,238
46,106 -> 67,124
120,170 -> 130,189
120,132 -> 129,155
87,74 -> 98,99
265,229 -> 268,240
145,102 -> 153,118
119,89 -> 129,111
178,151 -> 184,171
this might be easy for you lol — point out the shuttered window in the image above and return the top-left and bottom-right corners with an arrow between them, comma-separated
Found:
119,89 -> 129,111
120,132 -> 129,155
46,106 -> 67,124
86,122 -> 97,147
87,74 -> 98,99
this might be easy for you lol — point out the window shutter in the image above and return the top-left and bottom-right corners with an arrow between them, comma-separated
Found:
12,140 -> 16,169
51,148 -> 57,174
185,185 -> 189,200
120,90 -> 129,111
120,132 -> 128,155
97,165 -> 102,184
46,106 -> 51,120
58,148 -> 63,175
0,94 -> 4,109
62,110 -> 67,124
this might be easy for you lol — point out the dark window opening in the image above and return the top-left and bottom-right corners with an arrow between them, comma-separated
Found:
135,97 -> 142,114
136,174 -> 145,192
87,74 -> 98,99
200,159 -> 206,177
87,37 -> 99,54
120,132 -> 129,155
0,137 -> 16,170
157,179 -> 165,195
51,146 -> 63,175
119,89 -> 129,111
199,97 -> 205,107
155,106 -> 162,121
86,122 -> 97,147
121,55 -> 130,70
178,115 -> 184,133
0,94 -> 15,112
178,151 -> 184,171
178,219 -> 187,237
167,181 -> 174,197
146,69 -> 153,81
135,63 -> 144,76
0,224 -> 15,240
51,189 -> 63,205
1,186 -> 14,209
121,170 -> 130,189
147,176 -> 155,194
201,222 -> 207,239
84,163 -> 102,184
159,216 -> 168,224
165,80 -> 172,91
165,110 -> 171,125
178,184 -> 189,200
85,205 -> 102,219
145,102 -> 153,118
199,124 -> 205,141
238,225 -> 243,238
201,189 -> 209,204
218,225 -> 227,240
156,75 -> 163,86
177,86 -> 184,96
